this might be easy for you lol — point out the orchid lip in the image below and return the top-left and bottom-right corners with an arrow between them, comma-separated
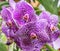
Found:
23,14 -> 29,22
30,32 -> 37,40
50,25 -> 57,32
6,20 -> 12,27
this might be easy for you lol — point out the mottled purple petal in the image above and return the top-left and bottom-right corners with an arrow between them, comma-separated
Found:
39,11 -> 59,26
39,11 -> 51,22
1,7 -> 12,21
49,15 -> 58,26
2,24 -> 15,38
13,1 -> 37,25
37,19 -> 48,31
2,24 -> 10,37
50,30 -> 60,41
15,20 -> 51,51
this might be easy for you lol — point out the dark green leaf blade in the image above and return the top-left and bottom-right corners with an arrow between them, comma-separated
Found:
0,42 -> 8,51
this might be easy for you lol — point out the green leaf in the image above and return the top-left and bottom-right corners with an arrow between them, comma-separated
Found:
1,33 -> 7,42
34,7 -> 41,15
58,23 -> 60,29
0,42 -> 8,51
57,6 -> 60,16
0,1 -> 9,10
41,49 -> 46,51
38,0 -> 58,14
45,44 -> 56,51
33,0 -> 35,2
53,0 -> 58,7
26,0 -> 30,3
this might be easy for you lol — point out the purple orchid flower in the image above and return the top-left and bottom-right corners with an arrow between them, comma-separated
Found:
1,0 -> 37,48
1,0 -> 37,36
39,11 -> 60,41
1,2 -> 18,45
1,0 -> 60,51
1,7 -> 18,36
39,11 -> 58,26
14,19 -> 51,51
12,0 -> 37,26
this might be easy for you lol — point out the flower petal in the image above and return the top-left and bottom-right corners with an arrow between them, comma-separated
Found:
1,7 -> 12,21
53,38 -> 60,49
39,11 -> 51,22
50,30 -> 60,41
50,15 -> 58,26
9,0 -> 16,10
13,1 -> 36,25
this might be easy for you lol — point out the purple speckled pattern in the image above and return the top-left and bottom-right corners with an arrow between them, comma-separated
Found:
1,0 -> 60,51
13,1 -> 37,26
